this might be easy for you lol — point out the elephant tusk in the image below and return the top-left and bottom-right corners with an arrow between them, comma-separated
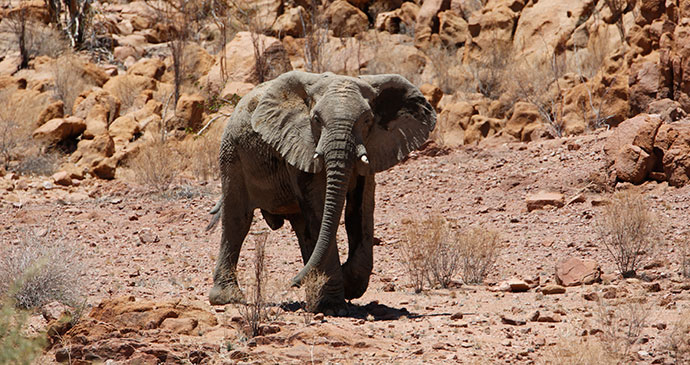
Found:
313,152 -> 320,160
360,155 -> 369,164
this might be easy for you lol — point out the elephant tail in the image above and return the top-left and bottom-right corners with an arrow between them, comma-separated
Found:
206,198 -> 222,231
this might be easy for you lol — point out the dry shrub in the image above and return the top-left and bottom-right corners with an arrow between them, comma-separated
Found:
679,234 -> 690,279
466,37 -> 513,100
15,151 -> 60,176
665,309 -> 690,364
53,55 -> 92,114
0,88 -> 48,169
594,300 -> 651,361
109,76 -> 146,115
542,335 -> 617,365
131,141 -> 179,192
427,45 -> 466,94
400,216 -> 459,292
179,131 -> 220,181
457,228 -> 501,285
0,229 -> 81,309
0,300 -> 45,365
238,231 -> 269,338
596,190 -> 659,278
302,270 -> 328,314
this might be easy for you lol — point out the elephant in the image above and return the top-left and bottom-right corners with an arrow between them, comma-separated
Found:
207,70 -> 436,313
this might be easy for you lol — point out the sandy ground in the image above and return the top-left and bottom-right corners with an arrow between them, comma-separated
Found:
2,130 -> 690,364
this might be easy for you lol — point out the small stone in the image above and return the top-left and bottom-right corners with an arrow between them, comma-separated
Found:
501,339 -> 512,347
51,171 -> 72,186
536,312 -> 561,323
229,350 -> 248,359
42,181 -> 54,190
432,342 -> 445,350
382,283 -> 395,292
313,313 -> 324,322
412,348 -> 424,355
507,279 -> 530,292
501,315 -> 526,326
644,282 -> 662,292
526,191 -> 565,211
583,292 -> 599,301
138,229 -> 159,244
541,285 -> 566,295
450,312 -> 464,320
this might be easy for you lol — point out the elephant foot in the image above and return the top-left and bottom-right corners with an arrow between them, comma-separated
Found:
313,296 -> 348,317
209,284 -> 244,305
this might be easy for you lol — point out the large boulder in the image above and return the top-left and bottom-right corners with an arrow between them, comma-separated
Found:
555,257 -> 601,286
604,114 -> 663,184
272,6 -> 306,37
168,94 -> 205,131
438,10 -> 469,48
435,101 -> 476,147
36,100 -> 64,126
414,0 -> 451,48
654,120 -> 690,186
73,89 -> 122,140
512,0 -> 592,64
127,58 -> 166,80
202,32 -> 292,94
375,2 -> 419,35
32,117 -> 86,144
464,115 -> 503,144
326,0 -> 369,38
505,102 -> 544,142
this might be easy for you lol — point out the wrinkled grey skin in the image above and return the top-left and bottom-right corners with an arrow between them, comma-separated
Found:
208,71 -> 436,313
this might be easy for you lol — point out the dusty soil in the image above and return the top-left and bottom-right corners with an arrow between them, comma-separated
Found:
2,130 -> 690,364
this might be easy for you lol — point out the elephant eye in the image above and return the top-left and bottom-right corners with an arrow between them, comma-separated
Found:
312,113 -> 322,125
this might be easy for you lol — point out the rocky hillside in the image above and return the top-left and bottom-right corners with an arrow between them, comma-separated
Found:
0,0 -> 688,188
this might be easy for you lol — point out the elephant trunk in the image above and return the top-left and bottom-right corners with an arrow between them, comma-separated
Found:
292,125 -> 355,287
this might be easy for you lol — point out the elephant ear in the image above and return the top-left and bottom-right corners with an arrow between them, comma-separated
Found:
359,74 -> 437,172
251,71 -> 325,173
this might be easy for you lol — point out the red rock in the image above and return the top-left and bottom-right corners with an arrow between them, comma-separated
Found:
526,192 -> 564,211
51,171 -> 72,186
555,257 -> 601,286
541,285 -> 566,295
32,117 -> 86,144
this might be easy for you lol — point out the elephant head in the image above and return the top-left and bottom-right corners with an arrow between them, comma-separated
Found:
250,71 -> 436,286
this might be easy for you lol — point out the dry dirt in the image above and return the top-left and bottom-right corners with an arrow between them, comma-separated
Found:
2,130 -> 690,364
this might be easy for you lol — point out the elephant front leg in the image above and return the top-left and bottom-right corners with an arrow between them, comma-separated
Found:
288,213 -> 347,315
210,209 -> 253,305
342,175 -> 375,300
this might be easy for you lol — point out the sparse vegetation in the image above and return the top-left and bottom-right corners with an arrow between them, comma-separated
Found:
237,231 -> 269,338
466,37 -> 513,100
0,299 -> 46,365
595,299 -> 651,361
0,229 -> 81,309
596,190 -> 659,278
52,54 -> 92,115
180,131 -> 221,182
665,309 -> 690,364
400,216 -> 476,291
302,269 -> 328,314
681,234 -> 690,279
0,89 -> 48,170
457,227 -> 501,285
542,334 -> 618,365
131,141 -> 179,192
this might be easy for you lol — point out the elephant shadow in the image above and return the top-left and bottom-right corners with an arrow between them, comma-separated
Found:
279,300 -> 417,320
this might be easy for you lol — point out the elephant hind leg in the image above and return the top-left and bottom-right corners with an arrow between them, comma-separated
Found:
210,202 -> 253,305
